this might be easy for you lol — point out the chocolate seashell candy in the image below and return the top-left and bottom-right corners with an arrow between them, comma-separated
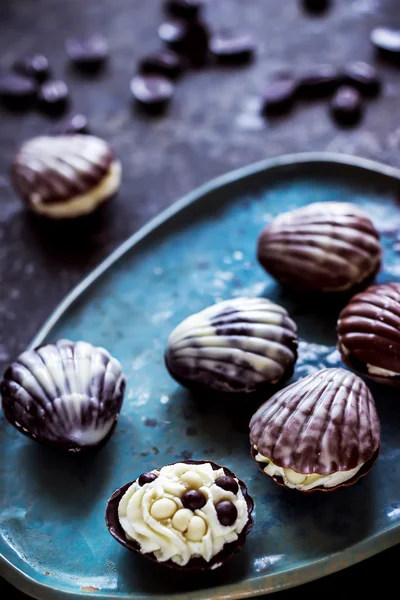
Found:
1,340 -> 126,452
249,367 -> 380,492
10,134 -> 122,219
165,297 -> 298,394
257,202 -> 381,293
105,459 -> 254,570
337,283 -> 400,384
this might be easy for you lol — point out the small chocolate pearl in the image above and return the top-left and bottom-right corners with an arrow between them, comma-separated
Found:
183,20 -> 210,66
210,30 -> 255,64
302,0 -> 330,14
66,35 -> 109,71
262,77 -> 297,115
38,80 -> 69,114
138,472 -> 157,486
158,19 -> 189,51
342,62 -> 381,96
214,475 -> 239,495
138,50 -> 185,78
181,489 -> 207,510
14,54 -> 51,83
131,74 -> 174,111
330,86 -> 363,126
215,500 -> 237,526
52,114 -> 90,135
0,73 -> 37,109
371,27 -> 400,63
298,64 -> 340,97
164,0 -> 205,19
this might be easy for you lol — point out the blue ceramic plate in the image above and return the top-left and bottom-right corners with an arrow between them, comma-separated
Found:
1,153 -> 400,600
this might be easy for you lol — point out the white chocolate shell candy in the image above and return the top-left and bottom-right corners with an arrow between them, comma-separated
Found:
165,297 -> 298,394
249,367 -> 380,492
257,202 -> 381,293
10,134 -> 122,219
1,339 -> 126,451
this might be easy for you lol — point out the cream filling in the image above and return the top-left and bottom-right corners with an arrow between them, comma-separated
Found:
30,159 -> 122,219
118,462 -> 248,566
366,364 -> 400,378
254,448 -> 363,491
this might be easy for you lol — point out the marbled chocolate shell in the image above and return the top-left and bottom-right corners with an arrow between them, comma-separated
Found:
249,367 -> 380,492
257,202 -> 381,293
10,134 -> 122,218
337,283 -> 400,384
165,297 -> 298,394
1,339 -> 126,451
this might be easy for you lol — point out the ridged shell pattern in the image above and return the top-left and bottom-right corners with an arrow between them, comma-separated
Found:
249,367 -> 380,474
257,202 -> 381,292
11,134 -> 115,205
1,339 -> 126,450
165,297 -> 298,393
337,283 -> 400,378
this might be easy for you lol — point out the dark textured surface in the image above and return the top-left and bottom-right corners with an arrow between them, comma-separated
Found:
0,0 -> 399,598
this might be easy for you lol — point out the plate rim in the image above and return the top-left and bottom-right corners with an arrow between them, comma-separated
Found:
2,151 -> 400,600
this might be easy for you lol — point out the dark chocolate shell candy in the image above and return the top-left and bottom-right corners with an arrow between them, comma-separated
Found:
165,297 -> 298,394
105,459 -> 254,571
1,340 -> 126,451
249,367 -> 380,491
257,202 -> 381,293
337,283 -> 400,384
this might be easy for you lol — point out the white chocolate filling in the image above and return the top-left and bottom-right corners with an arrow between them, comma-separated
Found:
341,344 -> 400,378
30,159 -> 122,219
254,447 -> 363,491
118,462 -> 248,566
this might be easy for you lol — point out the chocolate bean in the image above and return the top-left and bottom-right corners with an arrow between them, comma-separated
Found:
181,489 -> 207,510
215,500 -> 237,526
0,73 -> 37,109
210,30 -> 255,64
371,27 -> 400,63
164,0 -> 205,19
342,62 -> 381,96
331,86 -> 363,126
262,77 -> 297,115
214,475 -> 239,494
52,114 -> 90,135
66,35 -> 109,71
38,80 -> 69,114
13,54 -> 50,83
158,19 -> 189,51
298,64 -> 340,97
131,74 -> 174,111
302,0 -> 330,13
138,472 -> 158,486
139,50 -> 185,78
183,20 -> 210,66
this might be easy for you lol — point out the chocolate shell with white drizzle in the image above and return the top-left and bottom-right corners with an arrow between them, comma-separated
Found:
10,134 -> 122,219
249,367 -> 380,492
165,297 -> 298,394
337,283 -> 400,384
257,202 -> 382,293
1,339 -> 126,452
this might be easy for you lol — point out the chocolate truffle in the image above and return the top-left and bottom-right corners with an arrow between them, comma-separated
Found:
165,297 -> 298,394
10,134 -> 122,219
1,339 -> 126,452
250,368 -> 380,492
257,202 -> 381,293
337,283 -> 400,384
105,460 -> 254,570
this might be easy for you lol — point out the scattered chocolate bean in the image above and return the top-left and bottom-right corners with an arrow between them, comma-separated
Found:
181,489 -> 207,510
298,64 -> 340,97
131,74 -> 174,111
302,0 -> 330,13
262,76 -> 297,115
38,80 -> 69,114
66,35 -> 109,71
158,19 -> 189,51
52,114 -> 90,135
164,0 -> 205,19
0,73 -> 37,109
371,27 -> 400,61
139,50 -> 185,78
342,61 -> 381,96
210,30 -> 255,64
215,500 -> 237,526
13,54 -> 50,83
215,475 -> 239,494
138,472 -> 158,486
183,20 -> 210,66
331,85 -> 363,126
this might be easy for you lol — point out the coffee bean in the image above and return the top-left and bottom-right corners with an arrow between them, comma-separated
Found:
52,114 -> 89,135
164,0 -> 205,19
139,50 -> 185,78
214,475 -> 239,494
302,0 -> 330,13
371,27 -> 400,61
0,73 -> 37,109
210,30 -> 255,64
298,64 -> 340,97
138,472 -> 158,486
215,500 -> 237,526
14,54 -> 50,83
158,19 -> 189,51
131,74 -> 174,110
262,77 -> 297,115
66,35 -> 109,71
331,86 -> 363,126
38,80 -> 69,114
342,62 -> 381,96
181,489 -> 207,510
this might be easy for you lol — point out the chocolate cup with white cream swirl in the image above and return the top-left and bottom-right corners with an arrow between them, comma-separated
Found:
10,134 -> 122,219
105,460 -> 254,570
